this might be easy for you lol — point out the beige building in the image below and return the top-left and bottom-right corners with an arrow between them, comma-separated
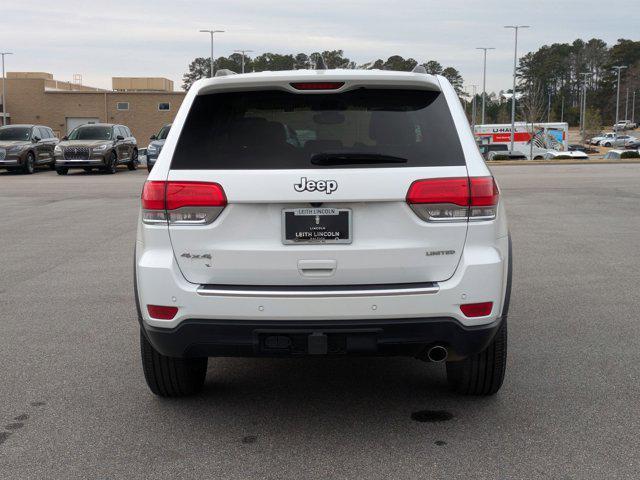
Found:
0,72 -> 185,143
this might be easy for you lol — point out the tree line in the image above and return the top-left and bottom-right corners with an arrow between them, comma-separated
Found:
182,49 -> 464,95
182,39 -> 640,129
471,38 -> 640,129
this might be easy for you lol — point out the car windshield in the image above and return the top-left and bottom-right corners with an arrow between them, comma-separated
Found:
0,127 -> 32,141
171,89 -> 466,170
157,125 -> 171,140
68,126 -> 112,141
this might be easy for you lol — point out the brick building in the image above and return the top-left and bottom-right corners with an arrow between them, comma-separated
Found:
0,72 -> 186,143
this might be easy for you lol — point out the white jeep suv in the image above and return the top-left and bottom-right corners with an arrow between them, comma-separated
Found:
135,68 -> 512,397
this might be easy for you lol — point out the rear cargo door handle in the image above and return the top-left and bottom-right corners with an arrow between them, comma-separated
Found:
297,259 -> 337,277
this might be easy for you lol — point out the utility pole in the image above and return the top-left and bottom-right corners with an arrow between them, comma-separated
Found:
633,91 -> 636,124
612,66 -> 627,136
199,29 -> 225,77
476,47 -> 495,125
547,91 -> 551,122
233,49 -> 254,74
1,52 -> 13,126
579,72 -> 590,136
560,96 -> 564,122
625,87 -> 629,120
504,25 -> 529,152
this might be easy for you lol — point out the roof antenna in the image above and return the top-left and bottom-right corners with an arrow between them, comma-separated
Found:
412,65 -> 427,74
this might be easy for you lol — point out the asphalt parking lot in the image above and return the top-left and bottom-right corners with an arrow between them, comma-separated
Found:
1,164 -> 640,479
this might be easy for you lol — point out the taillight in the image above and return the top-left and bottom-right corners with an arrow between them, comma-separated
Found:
406,176 -> 499,222
147,305 -> 178,320
460,302 -> 493,318
141,181 -> 227,225
290,82 -> 345,90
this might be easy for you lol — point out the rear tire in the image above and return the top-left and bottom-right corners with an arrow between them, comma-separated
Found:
56,167 -> 68,175
140,329 -> 208,397
127,150 -> 138,170
446,318 -> 507,395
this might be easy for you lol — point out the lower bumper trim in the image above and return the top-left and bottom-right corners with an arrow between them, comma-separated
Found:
142,317 -> 503,360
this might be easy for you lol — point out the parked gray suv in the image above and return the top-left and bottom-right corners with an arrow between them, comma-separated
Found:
146,124 -> 171,172
0,124 -> 58,174
54,123 -> 138,175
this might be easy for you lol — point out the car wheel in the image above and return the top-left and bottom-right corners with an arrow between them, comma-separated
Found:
446,317 -> 507,396
127,149 -> 138,171
140,329 -> 208,397
604,142 -> 612,147
49,158 -> 57,170
23,152 -> 35,174
56,167 -> 68,175
104,151 -> 118,174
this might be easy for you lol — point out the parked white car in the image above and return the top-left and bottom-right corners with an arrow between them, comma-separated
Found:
135,68 -> 511,398
613,120 -> 637,131
590,132 -> 614,145
543,150 -> 589,160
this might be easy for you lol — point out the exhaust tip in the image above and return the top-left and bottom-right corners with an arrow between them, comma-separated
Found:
427,345 -> 448,363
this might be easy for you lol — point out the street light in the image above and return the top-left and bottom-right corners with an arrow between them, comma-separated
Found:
1,52 -> 13,126
469,84 -> 478,129
199,29 -> 225,77
579,72 -> 590,135
612,66 -> 627,136
233,49 -> 254,74
476,47 -> 495,125
504,25 -> 529,152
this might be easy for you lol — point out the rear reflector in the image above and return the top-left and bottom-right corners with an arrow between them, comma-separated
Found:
406,177 -> 499,222
290,82 -> 345,90
460,302 -> 493,318
141,181 -> 227,225
147,305 -> 178,320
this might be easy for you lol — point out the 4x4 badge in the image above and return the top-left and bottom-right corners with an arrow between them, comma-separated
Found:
294,177 -> 338,194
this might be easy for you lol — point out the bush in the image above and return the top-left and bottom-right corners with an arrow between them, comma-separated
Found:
490,154 -> 511,161
620,150 -> 640,159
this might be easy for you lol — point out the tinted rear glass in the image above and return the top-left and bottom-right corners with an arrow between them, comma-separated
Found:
0,127 -> 32,141
171,89 -> 465,169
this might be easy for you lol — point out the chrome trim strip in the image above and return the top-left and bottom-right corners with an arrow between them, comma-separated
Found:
196,284 -> 440,298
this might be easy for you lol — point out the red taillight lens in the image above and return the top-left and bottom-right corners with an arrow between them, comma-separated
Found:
141,181 -> 227,225
470,177 -> 499,207
460,302 -> 493,318
147,305 -> 178,320
141,181 -> 166,210
406,176 -> 499,222
165,182 -> 226,210
406,178 -> 469,206
290,82 -> 345,90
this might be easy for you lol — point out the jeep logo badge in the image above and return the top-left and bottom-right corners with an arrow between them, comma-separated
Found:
294,177 -> 338,194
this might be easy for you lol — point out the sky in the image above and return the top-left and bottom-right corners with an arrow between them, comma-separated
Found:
1,0 -> 638,93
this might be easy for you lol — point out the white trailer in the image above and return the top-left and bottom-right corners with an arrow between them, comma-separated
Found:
474,122 -> 569,159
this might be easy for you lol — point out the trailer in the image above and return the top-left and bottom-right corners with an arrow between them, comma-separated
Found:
474,122 -> 569,159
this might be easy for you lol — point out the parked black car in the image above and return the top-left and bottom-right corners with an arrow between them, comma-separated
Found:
146,123 -> 171,172
0,124 -> 58,174
568,144 -> 598,154
54,123 -> 138,175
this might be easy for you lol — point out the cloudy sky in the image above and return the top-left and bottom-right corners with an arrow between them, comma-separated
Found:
2,0 -> 638,92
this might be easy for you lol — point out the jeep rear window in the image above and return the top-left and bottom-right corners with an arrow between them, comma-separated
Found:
171,88 -> 465,169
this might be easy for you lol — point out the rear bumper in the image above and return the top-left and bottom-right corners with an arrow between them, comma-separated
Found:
142,316 -> 504,360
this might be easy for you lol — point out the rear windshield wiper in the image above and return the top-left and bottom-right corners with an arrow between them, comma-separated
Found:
310,152 -> 408,166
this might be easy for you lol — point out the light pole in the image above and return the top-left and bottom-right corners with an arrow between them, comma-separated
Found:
625,87 -> 629,120
476,47 -> 495,125
1,52 -> 13,126
199,29 -> 224,77
612,66 -> 627,136
579,72 -> 590,135
633,91 -> 636,124
233,49 -> 254,73
504,25 -> 529,152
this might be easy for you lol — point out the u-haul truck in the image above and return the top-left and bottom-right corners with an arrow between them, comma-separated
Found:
474,122 -> 569,158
